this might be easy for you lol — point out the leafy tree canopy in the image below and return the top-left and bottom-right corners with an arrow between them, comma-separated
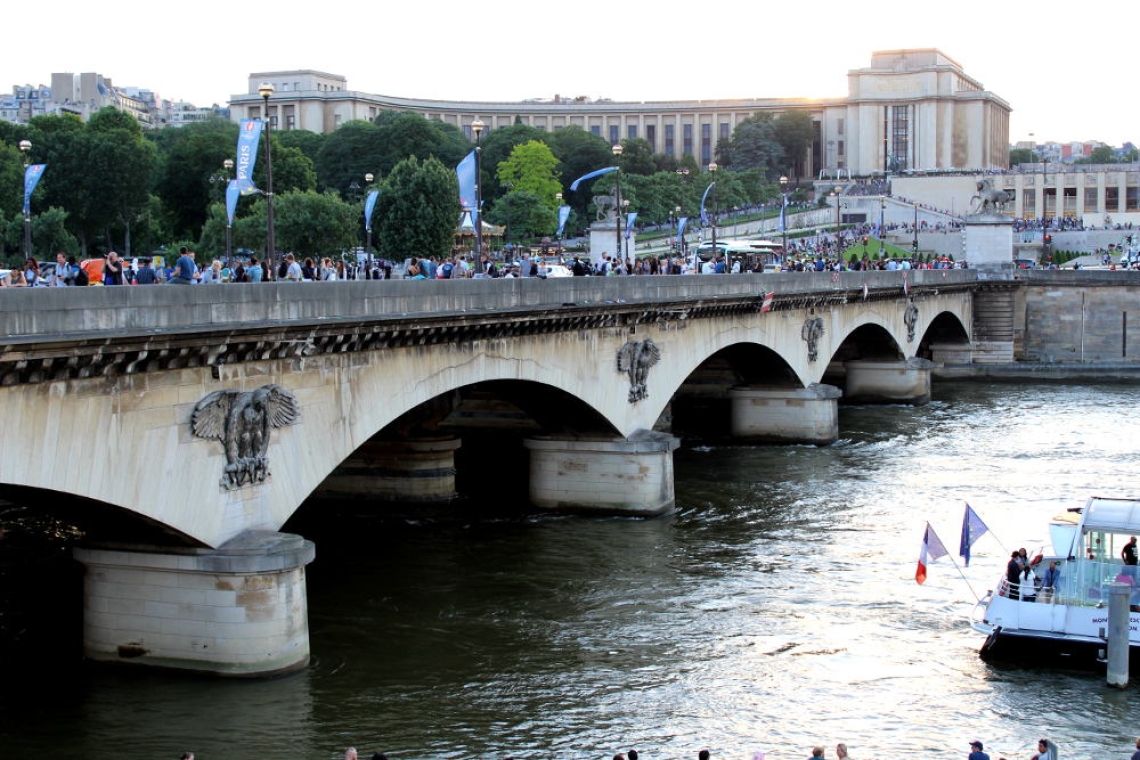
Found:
496,141 -> 562,209
376,155 -> 460,260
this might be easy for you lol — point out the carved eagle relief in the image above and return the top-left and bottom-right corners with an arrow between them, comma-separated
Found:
616,339 -> 661,404
191,383 -> 301,490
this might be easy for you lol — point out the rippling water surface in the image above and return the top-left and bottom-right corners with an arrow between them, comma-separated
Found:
2,381 -> 1140,760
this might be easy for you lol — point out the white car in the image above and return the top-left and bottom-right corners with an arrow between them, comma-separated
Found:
539,264 -> 572,278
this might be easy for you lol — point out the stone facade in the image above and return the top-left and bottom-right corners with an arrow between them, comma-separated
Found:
230,49 -> 1010,176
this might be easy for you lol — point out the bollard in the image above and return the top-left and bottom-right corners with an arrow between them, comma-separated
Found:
1106,581 -> 1130,688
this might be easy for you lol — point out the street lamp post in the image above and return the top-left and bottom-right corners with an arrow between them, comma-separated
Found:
472,119 -> 484,261
622,199 -> 630,264
555,191 -> 563,257
364,172 -> 375,256
832,186 -> 842,255
708,162 -> 718,271
612,143 -> 623,266
257,82 -> 276,280
19,139 -> 31,260
779,175 -> 789,259
210,159 -> 236,262
878,194 -> 886,258
912,202 -> 919,257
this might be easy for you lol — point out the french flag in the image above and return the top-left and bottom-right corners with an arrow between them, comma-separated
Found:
916,522 -> 949,585
760,292 -> 775,313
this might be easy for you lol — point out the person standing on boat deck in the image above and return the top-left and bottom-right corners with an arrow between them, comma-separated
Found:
836,742 -> 853,760
809,746 -> 825,760
1040,561 -> 1061,603
968,740 -> 990,760
1021,562 -> 1039,602
1130,736 -> 1140,760
1030,738 -> 1058,760
1006,551 -> 1023,600
1122,536 -> 1138,565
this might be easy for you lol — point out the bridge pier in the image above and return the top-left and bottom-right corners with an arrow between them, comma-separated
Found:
73,531 -> 315,676
524,431 -> 680,516
319,435 -> 461,502
729,383 -> 843,444
843,358 -> 934,405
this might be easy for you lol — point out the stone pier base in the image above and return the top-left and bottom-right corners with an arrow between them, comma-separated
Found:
524,431 -> 680,516
73,531 -> 315,677
844,358 -> 934,405
729,383 -> 842,444
320,436 -> 461,502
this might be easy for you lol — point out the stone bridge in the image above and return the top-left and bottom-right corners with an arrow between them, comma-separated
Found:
0,271 -> 976,675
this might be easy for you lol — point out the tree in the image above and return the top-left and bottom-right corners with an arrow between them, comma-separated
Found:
488,190 -> 556,241
773,111 -> 815,180
276,130 -> 325,167
618,138 -> 657,176
479,123 -> 547,200
315,120 -> 386,196
728,112 -> 784,176
496,141 -> 562,210
544,126 -> 612,214
371,112 -> 469,176
1008,148 -> 1039,167
376,155 -> 460,260
1089,146 -> 1117,164
85,108 -> 157,255
152,118 -> 239,241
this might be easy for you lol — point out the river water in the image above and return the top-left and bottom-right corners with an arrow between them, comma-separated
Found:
2,381 -> 1139,760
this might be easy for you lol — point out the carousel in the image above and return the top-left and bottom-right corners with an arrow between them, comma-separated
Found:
454,211 -> 505,256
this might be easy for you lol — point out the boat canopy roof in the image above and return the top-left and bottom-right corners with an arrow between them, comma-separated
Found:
1081,497 -> 1140,534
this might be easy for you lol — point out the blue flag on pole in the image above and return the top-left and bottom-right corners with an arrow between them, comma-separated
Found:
569,166 -> 618,192
779,196 -> 787,232
959,503 -> 990,567
677,217 -> 688,238
456,151 -> 476,211
364,190 -> 379,232
557,205 -> 571,237
225,180 -> 240,226
625,212 -> 638,239
235,120 -> 263,196
23,164 -> 46,214
700,182 -> 715,225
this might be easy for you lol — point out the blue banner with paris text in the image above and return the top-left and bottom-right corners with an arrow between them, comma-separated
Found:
557,205 -> 571,237
625,212 -> 638,239
677,217 -> 688,238
235,120 -> 263,196
23,164 -> 46,214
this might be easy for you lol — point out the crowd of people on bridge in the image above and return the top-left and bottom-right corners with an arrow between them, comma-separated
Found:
194,735 -> 1084,760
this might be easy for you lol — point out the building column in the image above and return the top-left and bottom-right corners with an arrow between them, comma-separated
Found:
844,357 -> 933,405
73,531 -> 315,677
729,383 -> 842,444
524,431 -> 680,516
319,435 -> 461,502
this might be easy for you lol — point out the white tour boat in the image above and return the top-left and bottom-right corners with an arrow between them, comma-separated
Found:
970,496 -> 1140,667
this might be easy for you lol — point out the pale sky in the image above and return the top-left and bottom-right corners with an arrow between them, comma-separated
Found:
7,0 -> 1136,148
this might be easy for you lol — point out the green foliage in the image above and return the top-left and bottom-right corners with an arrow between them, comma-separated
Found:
488,190 -> 556,240
1008,148 -> 1039,167
617,138 -> 657,176
728,112 -> 784,176
479,123 -> 547,200
545,126 -> 612,214
152,118 -> 240,240
276,130 -> 325,166
376,155 -> 460,260
496,141 -> 562,209
773,111 -> 815,178
315,120 -> 386,195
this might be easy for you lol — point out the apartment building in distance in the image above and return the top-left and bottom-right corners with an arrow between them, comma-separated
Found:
228,49 -> 1012,178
